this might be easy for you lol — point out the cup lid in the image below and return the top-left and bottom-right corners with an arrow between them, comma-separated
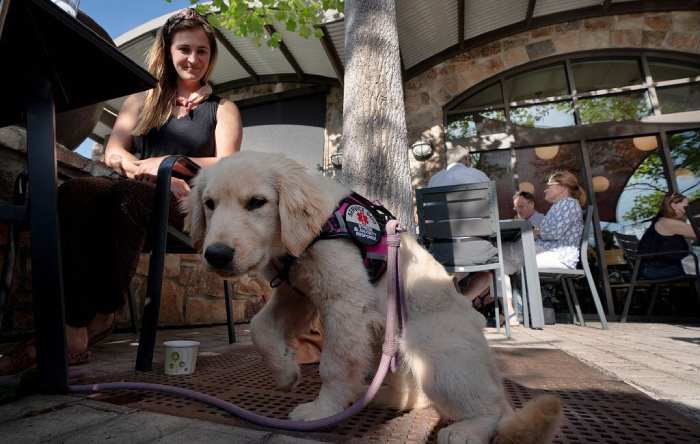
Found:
163,340 -> 201,347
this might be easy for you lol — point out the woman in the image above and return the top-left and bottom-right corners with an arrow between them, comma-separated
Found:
638,192 -> 697,279
0,9 -> 242,375
464,171 -> 587,325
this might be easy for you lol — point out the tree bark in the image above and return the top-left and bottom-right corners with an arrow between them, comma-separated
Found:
342,0 -> 413,228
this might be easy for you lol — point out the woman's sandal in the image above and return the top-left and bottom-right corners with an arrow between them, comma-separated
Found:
0,338 -> 91,376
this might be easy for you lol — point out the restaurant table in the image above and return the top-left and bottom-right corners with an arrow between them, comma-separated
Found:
499,219 -> 545,329
0,0 -> 155,392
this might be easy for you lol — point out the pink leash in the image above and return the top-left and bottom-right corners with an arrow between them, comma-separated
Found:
70,221 -> 405,431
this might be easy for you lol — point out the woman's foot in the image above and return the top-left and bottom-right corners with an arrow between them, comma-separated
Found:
0,327 -> 89,376
87,313 -> 115,347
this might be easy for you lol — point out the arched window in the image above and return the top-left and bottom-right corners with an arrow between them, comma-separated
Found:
444,51 -> 700,234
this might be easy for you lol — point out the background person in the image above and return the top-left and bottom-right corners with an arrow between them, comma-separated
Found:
462,171 -> 587,326
0,8 -> 242,375
428,145 -> 488,187
513,190 -> 545,227
637,192 -> 697,279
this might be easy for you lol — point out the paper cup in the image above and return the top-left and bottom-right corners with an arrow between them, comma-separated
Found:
163,340 -> 200,375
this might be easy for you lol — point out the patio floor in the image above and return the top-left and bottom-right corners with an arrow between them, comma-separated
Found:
1,321 -> 699,442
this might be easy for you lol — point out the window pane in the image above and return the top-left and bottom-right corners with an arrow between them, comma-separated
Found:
514,144 -> 583,216
658,83 -> 700,114
445,110 -> 511,150
472,150 -> 515,218
649,59 -> 700,82
505,64 -> 568,102
510,101 -> 575,128
578,92 -> 652,124
669,130 -> 700,199
452,82 -> 503,110
572,59 -> 643,93
587,137 -> 667,236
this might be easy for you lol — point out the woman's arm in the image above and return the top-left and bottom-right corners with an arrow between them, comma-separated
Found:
538,199 -> 579,241
657,217 -> 698,240
190,98 -> 242,168
104,92 -> 146,177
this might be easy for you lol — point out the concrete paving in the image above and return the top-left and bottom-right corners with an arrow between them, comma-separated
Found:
0,321 -> 698,442
486,322 -> 700,424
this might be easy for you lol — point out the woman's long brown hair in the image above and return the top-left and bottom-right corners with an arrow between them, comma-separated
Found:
659,192 -> 687,219
134,9 -> 218,136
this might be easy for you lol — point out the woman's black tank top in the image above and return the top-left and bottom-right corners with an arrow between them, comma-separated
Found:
133,95 -> 220,159
638,218 -> 689,265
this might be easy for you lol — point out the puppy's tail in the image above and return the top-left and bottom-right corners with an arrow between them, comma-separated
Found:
492,395 -> 562,444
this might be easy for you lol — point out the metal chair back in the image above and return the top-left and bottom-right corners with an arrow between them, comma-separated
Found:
415,181 -> 500,270
613,232 -> 640,266
688,199 -> 700,240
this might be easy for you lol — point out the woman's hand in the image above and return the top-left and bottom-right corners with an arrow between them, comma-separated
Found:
170,177 -> 191,201
175,84 -> 213,113
133,156 -> 166,177
533,226 -> 541,238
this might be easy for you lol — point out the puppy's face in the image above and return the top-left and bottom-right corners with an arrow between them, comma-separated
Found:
183,152 -> 331,277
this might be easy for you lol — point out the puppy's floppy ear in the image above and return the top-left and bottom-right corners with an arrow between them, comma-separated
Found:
276,160 -> 332,257
181,170 -> 207,251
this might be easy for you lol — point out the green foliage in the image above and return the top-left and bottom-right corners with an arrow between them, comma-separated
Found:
168,0 -> 344,48
625,130 -> 700,221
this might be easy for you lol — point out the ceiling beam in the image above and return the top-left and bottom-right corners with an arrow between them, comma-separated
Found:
458,0 -> 465,48
603,0 -> 613,13
212,27 -> 259,82
406,0 -> 700,80
98,108 -> 117,128
235,85 -> 330,109
212,74 -> 339,94
318,25 -> 345,85
264,24 -> 305,81
525,0 -> 537,27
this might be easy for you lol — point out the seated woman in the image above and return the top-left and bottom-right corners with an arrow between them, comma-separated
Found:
637,192 -> 697,280
0,9 -> 242,375
463,171 -> 586,324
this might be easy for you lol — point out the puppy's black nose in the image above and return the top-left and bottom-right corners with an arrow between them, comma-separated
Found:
204,243 -> 235,269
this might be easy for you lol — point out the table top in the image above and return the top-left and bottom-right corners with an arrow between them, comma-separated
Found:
500,219 -> 533,230
2,0 -> 155,124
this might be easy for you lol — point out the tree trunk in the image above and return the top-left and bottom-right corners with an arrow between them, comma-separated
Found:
342,0 -> 413,228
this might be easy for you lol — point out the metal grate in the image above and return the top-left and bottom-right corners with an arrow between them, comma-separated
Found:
83,346 -> 700,443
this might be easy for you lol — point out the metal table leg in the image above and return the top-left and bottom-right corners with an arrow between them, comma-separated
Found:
26,75 -> 68,393
520,225 -> 544,329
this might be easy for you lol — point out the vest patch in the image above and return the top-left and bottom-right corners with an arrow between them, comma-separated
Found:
318,193 -> 395,283
345,204 -> 382,245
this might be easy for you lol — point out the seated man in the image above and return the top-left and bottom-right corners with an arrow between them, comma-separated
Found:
428,145 -> 488,187
428,145 -> 495,309
513,190 -> 545,227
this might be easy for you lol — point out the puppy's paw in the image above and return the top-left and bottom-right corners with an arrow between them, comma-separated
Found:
288,400 -> 338,421
272,364 -> 301,392
437,428 -> 475,444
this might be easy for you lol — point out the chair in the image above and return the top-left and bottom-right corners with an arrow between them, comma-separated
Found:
613,232 -> 698,323
415,181 -> 511,337
688,199 -> 700,240
135,155 -> 237,372
537,206 -> 608,329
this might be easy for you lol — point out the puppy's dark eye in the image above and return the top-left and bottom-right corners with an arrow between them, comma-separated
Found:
246,196 -> 267,211
204,198 -> 215,210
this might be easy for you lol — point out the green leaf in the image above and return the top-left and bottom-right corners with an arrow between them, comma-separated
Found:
286,18 -> 297,31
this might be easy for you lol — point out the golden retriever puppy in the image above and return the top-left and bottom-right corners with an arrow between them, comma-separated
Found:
183,152 -> 561,444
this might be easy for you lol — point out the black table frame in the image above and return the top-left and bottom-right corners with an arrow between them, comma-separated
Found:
1,0 -> 155,392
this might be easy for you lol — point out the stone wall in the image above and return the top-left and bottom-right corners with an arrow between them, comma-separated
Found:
0,127 -> 269,334
403,11 -> 700,187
